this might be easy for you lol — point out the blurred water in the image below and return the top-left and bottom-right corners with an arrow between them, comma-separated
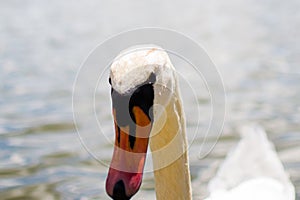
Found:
0,0 -> 299,199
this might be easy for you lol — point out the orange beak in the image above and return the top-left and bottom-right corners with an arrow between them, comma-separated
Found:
106,106 -> 152,199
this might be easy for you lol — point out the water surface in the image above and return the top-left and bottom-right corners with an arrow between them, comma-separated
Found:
0,0 -> 299,199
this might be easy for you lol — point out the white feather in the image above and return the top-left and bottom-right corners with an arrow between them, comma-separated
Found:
110,45 -> 174,95
205,125 -> 295,200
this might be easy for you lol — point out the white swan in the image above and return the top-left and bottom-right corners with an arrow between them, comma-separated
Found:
204,125 -> 295,200
104,46 -> 295,200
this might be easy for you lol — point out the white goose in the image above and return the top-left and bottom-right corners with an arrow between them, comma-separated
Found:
105,46 -> 295,200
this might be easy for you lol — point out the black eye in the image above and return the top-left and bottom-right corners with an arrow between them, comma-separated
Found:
148,73 -> 156,84
109,77 -> 111,85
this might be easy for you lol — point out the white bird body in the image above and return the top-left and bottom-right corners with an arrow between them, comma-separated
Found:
205,126 -> 295,200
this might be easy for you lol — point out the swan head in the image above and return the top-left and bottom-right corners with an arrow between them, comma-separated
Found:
106,45 -> 176,199
110,45 -> 176,107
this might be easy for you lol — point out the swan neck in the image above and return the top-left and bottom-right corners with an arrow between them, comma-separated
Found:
150,87 -> 192,200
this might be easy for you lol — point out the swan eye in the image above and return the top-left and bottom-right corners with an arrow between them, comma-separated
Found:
109,77 -> 111,85
148,73 -> 156,84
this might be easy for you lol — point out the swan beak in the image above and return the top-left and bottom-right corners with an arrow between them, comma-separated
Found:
106,106 -> 152,199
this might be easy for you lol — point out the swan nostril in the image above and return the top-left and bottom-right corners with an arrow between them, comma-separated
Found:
112,180 -> 130,200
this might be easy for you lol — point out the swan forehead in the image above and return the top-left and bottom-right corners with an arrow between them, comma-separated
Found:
110,46 -> 174,94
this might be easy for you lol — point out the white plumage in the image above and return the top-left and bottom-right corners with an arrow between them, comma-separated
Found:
205,125 -> 295,200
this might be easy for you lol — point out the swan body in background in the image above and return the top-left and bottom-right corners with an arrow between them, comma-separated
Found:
205,125 -> 295,200
104,46 -> 295,200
